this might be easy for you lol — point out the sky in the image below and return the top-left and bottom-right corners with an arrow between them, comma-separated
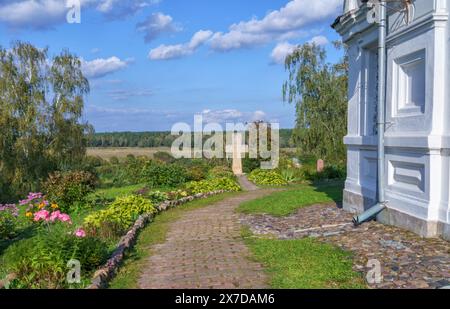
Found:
0,0 -> 344,132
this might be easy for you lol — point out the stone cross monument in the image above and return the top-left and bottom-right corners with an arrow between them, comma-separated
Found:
226,132 -> 247,176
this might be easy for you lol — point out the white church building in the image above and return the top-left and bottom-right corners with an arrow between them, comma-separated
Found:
333,0 -> 450,240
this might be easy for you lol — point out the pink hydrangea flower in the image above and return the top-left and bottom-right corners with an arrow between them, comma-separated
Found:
34,210 -> 50,222
74,228 -> 86,238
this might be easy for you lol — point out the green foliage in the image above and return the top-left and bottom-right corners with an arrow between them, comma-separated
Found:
0,42 -> 91,202
283,42 -> 348,163
109,156 -> 120,165
97,156 -> 147,187
1,224 -> 108,289
242,157 -> 262,174
207,166 -> 234,179
153,151 -> 175,163
84,195 -> 156,238
186,166 -> 208,182
248,169 -> 287,186
166,190 -> 189,200
141,161 -> 188,188
89,131 -> 294,149
0,211 -> 17,240
304,164 -> 347,182
42,171 -> 97,213
185,177 -> 241,195
147,191 -> 169,204
280,169 -> 299,183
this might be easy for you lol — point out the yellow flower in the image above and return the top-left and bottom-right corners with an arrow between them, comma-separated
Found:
26,212 -> 33,218
51,203 -> 59,209
38,203 -> 45,209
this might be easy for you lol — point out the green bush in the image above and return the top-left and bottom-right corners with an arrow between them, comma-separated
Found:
248,169 -> 287,186
242,157 -> 261,173
109,156 -> 120,165
84,195 -> 156,238
186,177 -> 241,195
42,171 -> 98,213
304,165 -> 346,181
153,151 -> 175,163
186,166 -> 207,181
141,162 -> 188,188
207,166 -> 235,179
147,191 -> 169,204
0,205 -> 18,240
2,225 -> 108,289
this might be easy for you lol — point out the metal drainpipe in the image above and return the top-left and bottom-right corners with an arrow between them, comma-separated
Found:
353,1 -> 388,226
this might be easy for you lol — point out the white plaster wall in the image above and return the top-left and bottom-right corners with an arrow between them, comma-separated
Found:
338,0 -> 450,236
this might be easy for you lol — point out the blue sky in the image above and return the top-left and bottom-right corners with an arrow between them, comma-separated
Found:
0,0 -> 343,132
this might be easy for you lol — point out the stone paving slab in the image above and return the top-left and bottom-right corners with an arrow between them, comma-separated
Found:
240,204 -> 450,289
138,189 -> 275,289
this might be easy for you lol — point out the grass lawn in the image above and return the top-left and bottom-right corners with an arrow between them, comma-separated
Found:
238,181 -> 344,216
242,229 -> 366,289
108,192 -> 242,289
93,184 -> 177,201
93,184 -> 147,200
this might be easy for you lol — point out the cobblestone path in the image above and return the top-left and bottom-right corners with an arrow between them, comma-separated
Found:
138,183 -> 274,289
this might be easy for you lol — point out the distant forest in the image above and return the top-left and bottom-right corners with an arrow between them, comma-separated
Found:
88,129 -> 295,148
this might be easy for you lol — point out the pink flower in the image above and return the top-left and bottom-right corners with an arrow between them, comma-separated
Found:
49,211 -> 61,222
74,228 -> 86,238
58,213 -> 72,224
33,210 -> 50,222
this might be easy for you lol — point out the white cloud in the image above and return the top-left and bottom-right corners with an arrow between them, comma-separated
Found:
107,89 -> 154,101
201,109 -> 267,124
270,42 -> 296,65
0,0 -> 68,30
81,56 -> 130,79
270,35 -> 329,65
146,0 -> 339,60
0,0 -> 155,30
309,35 -> 329,46
209,0 -> 341,51
95,0 -> 150,19
136,12 -> 180,43
148,30 -> 213,60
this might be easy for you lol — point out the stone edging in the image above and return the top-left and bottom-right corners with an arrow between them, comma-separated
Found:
87,190 -> 226,289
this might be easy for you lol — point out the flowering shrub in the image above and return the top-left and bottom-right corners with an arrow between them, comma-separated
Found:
2,224 -> 108,289
84,195 -> 156,238
185,177 -> 241,195
42,171 -> 97,212
248,169 -> 287,186
33,209 -> 72,224
74,228 -> 87,238
0,204 -> 19,239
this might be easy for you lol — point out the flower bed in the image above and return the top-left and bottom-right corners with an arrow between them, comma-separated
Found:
87,190 -> 226,289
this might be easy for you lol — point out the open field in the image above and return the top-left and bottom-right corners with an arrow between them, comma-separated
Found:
87,147 -> 171,160
88,147 -> 298,161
